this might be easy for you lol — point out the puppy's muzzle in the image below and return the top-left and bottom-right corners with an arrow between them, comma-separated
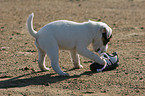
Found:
95,48 -> 102,54
95,48 -> 101,52
95,33 -> 112,54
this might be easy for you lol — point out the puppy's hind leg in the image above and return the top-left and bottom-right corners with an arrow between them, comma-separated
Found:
35,41 -> 49,71
37,47 -> 49,71
70,50 -> 83,69
46,44 -> 69,76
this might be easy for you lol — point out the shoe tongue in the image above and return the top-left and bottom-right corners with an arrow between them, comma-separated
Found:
108,55 -> 118,64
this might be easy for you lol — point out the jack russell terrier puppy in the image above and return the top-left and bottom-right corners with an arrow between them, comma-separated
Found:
26,13 -> 112,76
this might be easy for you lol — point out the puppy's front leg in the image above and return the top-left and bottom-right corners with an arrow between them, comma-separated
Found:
70,50 -> 83,69
77,48 -> 106,65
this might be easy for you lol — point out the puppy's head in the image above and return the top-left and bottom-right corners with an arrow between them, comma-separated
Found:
92,22 -> 112,54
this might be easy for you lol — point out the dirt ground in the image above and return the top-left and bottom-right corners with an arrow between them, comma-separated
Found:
0,0 -> 145,96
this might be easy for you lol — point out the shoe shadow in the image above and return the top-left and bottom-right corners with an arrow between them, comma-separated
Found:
0,69 -> 94,89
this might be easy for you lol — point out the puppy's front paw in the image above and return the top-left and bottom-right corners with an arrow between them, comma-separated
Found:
78,65 -> 83,69
40,68 -> 50,72
74,64 -> 83,69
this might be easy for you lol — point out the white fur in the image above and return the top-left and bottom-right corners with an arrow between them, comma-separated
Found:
26,13 -> 112,76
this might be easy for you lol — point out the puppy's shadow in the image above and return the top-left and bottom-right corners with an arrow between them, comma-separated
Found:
0,69 -> 94,89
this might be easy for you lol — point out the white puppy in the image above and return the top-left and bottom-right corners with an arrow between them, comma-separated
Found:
26,13 -> 112,76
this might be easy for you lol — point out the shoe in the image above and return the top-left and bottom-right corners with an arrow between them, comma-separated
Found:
90,52 -> 119,72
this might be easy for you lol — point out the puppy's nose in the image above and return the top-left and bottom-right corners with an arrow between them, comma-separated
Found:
95,48 -> 103,54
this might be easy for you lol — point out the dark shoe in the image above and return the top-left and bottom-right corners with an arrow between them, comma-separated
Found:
90,52 -> 119,72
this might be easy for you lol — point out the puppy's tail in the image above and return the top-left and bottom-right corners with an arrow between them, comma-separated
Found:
26,13 -> 38,38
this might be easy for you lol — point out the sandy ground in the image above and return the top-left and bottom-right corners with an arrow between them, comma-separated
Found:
0,0 -> 145,96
